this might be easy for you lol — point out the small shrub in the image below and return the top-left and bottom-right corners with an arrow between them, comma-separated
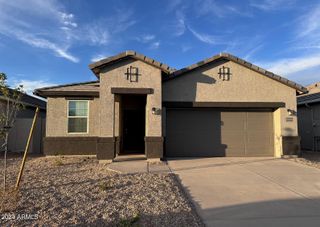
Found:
54,158 -> 63,166
118,212 -> 140,227
98,182 -> 110,191
0,187 -> 19,212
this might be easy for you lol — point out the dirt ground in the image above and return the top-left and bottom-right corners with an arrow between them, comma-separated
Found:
0,155 -> 203,226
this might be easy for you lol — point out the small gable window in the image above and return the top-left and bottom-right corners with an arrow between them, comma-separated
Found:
67,100 -> 89,133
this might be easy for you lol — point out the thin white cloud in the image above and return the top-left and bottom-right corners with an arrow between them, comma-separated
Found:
59,12 -> 77,28
243,44 -> 264,60
90,54 -> 109,62
174,10 -> 186,36
0,0 -> 135,62
0,0 -> 79,62
296,5 -> 320,39
136,34 -> 155,43
225,5 -> 253,17
250,0 -> 297,11
84,22 -> 110,46
150,41 -> 160,49
166,0 -> 183,12
196,0 -> 225,18
181,44 -> 192,52
247,3 -> 320,85
16,32 -> 79,63
260,54 -> 320,75
135,34 -> 160,50
81,10 -> 136,46
196,0 -> 252,18
142,35 -> 155,42
11,79 -> 57,95
188,27 -> 221,45
166,9 -> 186,37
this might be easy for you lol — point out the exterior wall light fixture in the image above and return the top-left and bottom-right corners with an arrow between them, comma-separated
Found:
287,109 -> 296,116
152,107 -> 161,115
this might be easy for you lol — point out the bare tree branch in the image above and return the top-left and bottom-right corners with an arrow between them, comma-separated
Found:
0,72 -> 24,191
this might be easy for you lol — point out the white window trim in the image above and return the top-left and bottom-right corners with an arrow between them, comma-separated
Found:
67,100 -> 89,134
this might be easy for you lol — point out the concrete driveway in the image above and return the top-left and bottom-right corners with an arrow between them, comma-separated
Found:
168,157 -> 320,227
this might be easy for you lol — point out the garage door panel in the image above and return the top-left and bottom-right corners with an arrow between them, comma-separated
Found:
166,137 -> 226,157
246,112 -> 274,156
221,112 -> 246,156
246,133 -> 274,156
165,109 -> 274,157
247,112 -> 273,130
221,112 -> 246,129
166,110 -> 220,132
166,109 -> 224,157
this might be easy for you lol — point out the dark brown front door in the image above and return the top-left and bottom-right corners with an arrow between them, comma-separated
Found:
123,109 -> 145,154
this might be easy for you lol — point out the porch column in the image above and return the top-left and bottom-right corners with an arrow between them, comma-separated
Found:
145,85 -> 163,159
97,85 -> 116,161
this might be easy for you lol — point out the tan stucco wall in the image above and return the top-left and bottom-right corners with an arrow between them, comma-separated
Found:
46,97 -> 100,137
99,58 -> 162,137
163,60 -> 298,157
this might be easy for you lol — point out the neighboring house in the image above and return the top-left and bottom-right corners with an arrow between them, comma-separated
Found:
0,91 -> 46,154
297,82 -> 320,151
34,51 -> 307,161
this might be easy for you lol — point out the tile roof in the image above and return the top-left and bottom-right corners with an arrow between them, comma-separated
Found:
165,52 -> 307,93
89,50 -> 176,76
34,81 -> 99,98
35,51 -> 308,98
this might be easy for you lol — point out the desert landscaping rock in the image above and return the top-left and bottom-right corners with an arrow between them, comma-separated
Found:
290,152 -> 320,169
0,156 -> 203,226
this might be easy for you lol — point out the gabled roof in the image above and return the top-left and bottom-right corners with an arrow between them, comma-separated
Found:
89,50 -> 176,76
165,52 -> 307,93
0,89 -> 46,109
35,51 -> 308,98
34,81 -> 99,98
305,82 -> 320,94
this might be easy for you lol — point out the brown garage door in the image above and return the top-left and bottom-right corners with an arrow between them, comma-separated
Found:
165,109 -> 274,157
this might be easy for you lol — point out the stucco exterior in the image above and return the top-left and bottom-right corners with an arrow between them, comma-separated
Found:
36,51 -> 305,160
163,60 -> 298,157
99,58 -> 162,138
46,97 -> 100,137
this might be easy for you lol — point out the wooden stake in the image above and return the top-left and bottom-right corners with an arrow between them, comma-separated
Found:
15,107 -> 39,190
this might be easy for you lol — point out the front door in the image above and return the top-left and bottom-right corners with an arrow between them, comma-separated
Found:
123,108 -> 145,154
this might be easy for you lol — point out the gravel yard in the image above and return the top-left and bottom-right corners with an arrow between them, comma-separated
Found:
0,155 -> 203,226
290,152 -> 320,169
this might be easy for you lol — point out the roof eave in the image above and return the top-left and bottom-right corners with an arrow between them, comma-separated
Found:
33,80 -> 100,98
165,53 -> 307,93
34,90 -> 99,98
89,50 -> 175,77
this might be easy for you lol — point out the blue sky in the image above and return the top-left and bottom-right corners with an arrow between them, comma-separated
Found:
1,0 -> 320,94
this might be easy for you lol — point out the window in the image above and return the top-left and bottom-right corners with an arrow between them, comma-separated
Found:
68,100 -> 89,133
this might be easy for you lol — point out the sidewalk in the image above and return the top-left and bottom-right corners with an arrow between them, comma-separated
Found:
106,160 -> 171,174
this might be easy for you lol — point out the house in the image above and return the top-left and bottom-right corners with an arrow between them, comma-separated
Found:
0,91 -> 46,154
34,51 -> 307,161
297,82 -> 320,151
